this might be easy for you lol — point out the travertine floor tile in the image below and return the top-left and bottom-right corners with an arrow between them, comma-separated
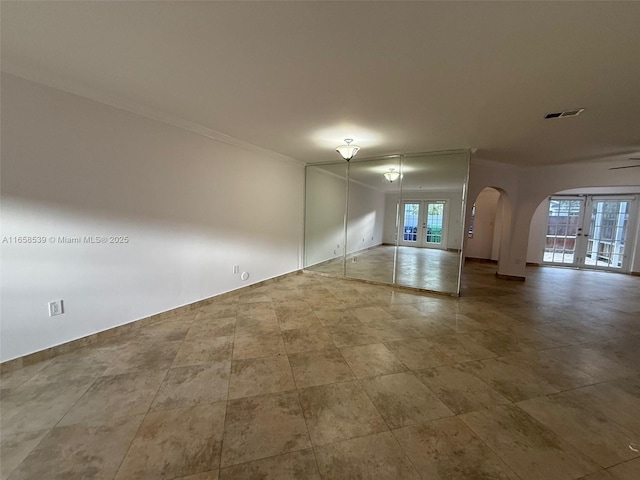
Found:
236,301 -> 275,318
607,457 -> 640,479
28,346 -> 118,384
137,319 -> 192,343
578,471 -> 617,480
274,300 -> 314,325
326,323 -> 380,348
282,327 -> 334,354
433,333 -> 503,362
0,361 -> 51,390
289,349 -> 355,388
393,416 -> 521,479
228,355 -> 295,399
232,333 -> 286,360
0,429 -> 49,479
466,330 -> 535,357
385,338 -> 454,370
314,431 -> 419,479
460,404 -> 598,480
298,381 -> 388,446
339,343 -> 407,378
12,415 -> 143,480
237,292 -> 271,305
539,345 -> 638,382
415,364 -> 510,414
447,313 -> 491,332
104,339 -> 182,374
116,403 -> 225,479
0,377 -> 95,434
381,304 -> 424,319
234,314 -> 280,335
59,369 -> 166,426
352,306 -> 395,323
517,393 -> 639,468
312,308 -> 361,327
367,320 -> 425,342
173,336 -> 233,367
219,449 -> 320,480
460,358 -> 560,402
361,372 -> 453,428
151,362 -> 230,410
190,316 -> 236,337
564,376 -> 640,435
175,470 -> 219,480
198,301 -> 237,319
221,391 -> 310,467
505,351 -> 598,391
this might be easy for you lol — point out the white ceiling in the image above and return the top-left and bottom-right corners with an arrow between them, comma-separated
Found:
2,1 -> 639,166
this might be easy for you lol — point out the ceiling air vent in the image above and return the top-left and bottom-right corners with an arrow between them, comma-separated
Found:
545,108 -> 585,119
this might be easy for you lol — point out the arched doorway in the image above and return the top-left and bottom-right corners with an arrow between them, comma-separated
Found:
464,187 -> 512,272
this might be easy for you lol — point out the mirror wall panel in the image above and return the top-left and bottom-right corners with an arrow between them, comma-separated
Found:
395,151 -> 469,294
304,162 -> 347,276
345,156 -> 401,284
304,149 -> 470,295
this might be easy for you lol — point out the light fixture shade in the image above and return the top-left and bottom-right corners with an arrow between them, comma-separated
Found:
336,139 -> 360,161
383,170 -> 401,183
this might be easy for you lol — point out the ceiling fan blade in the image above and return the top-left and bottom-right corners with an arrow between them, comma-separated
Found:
609,164 -> 640,170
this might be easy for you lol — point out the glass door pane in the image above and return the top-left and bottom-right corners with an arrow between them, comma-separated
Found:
425,201 -> 446,247
585,200 -> 630,269
401,202 -> 421,245
543,198 -> 584,265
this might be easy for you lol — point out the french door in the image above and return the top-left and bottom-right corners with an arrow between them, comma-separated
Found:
399,200 -> 447,249
544,196 -> 637,271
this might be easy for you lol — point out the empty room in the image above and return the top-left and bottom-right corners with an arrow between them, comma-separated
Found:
1,2 -> 639,479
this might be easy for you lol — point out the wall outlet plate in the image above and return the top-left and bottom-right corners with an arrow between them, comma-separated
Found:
48,300 -> 64,317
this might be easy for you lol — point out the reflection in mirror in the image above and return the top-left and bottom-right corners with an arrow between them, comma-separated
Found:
394,151 -> 469,293
304,162 -> 347,275
345,156 -> 401,284
303,150 -> 469,295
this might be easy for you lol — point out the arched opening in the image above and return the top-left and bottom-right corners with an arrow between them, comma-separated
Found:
464,187 -> 512,271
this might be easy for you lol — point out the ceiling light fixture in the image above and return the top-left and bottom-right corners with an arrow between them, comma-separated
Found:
383,168 -> 401,183
336,139 -> 360,161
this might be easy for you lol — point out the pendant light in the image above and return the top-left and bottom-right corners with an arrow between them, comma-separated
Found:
335,139 -> 360,161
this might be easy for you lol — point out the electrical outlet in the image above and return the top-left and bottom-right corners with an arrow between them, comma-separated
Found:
48,300 -> 64,317
233,265 -> 240,274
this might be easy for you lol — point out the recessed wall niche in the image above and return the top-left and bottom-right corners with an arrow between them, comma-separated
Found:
304,150 -> 470,295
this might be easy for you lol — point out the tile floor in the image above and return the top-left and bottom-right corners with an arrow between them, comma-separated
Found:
1,263 -> 639,479
307,245 -> 461,293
